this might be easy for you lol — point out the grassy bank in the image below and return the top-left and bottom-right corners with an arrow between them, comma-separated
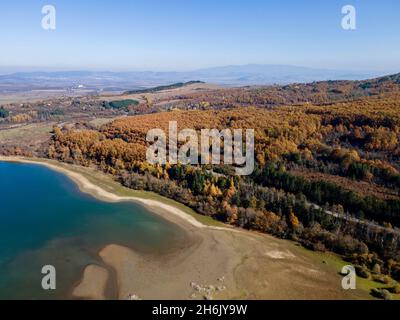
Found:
30,158 -> 224,227
4,156 -> 397,300
299,247 -> 400,300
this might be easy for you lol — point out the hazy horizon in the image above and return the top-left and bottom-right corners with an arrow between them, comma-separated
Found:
0,64 -> 388,89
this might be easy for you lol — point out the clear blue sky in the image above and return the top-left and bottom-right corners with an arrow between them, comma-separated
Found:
0,0 -> 399,72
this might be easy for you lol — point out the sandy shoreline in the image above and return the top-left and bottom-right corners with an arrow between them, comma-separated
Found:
0,156 -> 207,229
0,156 -> 371,300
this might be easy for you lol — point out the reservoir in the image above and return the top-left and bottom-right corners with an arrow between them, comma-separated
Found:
0,161 -> 186,299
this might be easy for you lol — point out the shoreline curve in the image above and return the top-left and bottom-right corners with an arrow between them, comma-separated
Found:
0,156 -> 213,230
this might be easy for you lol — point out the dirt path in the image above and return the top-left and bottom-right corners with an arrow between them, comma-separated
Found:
0,156 -> 371,300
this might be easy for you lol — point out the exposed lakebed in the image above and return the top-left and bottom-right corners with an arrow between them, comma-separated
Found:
0,161 -> 186,299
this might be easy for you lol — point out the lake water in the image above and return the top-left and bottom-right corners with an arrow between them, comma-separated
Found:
0,161 -> 186,299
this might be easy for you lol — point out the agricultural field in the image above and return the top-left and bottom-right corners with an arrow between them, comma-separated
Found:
2,74 -> 400,300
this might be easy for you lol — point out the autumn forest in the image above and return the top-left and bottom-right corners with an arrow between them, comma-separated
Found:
2,73 -> 400,294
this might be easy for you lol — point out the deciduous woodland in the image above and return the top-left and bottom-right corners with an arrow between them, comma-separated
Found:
2,74 -> 400,289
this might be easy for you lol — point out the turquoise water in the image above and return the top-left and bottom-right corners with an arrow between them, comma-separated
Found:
0,162 -> 186,299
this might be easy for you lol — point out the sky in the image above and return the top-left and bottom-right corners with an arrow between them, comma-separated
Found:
0,0 -> 399,72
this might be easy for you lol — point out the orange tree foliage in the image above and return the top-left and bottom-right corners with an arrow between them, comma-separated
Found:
46,90 -> 400,277
49,90 -> 400,191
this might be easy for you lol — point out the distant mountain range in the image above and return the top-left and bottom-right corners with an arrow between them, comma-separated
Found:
0,64 -> 385,92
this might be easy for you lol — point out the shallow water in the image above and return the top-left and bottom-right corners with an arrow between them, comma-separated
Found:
0,161 -> 186,299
